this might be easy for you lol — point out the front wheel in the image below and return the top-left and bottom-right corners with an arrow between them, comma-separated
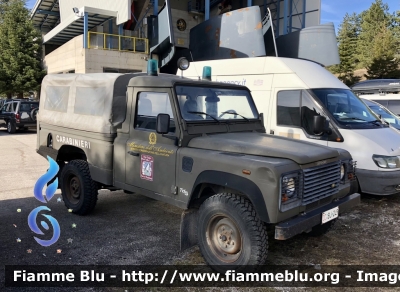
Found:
60,160 -> 98,215
197,193 -> 268,272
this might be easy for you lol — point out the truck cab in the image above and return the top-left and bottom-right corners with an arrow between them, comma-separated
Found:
37,62 -> 359,271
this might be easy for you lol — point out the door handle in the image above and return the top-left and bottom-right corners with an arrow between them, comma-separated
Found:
127,151 -> 139,157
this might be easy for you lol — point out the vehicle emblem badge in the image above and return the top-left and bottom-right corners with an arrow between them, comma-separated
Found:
331,183 -> 335,188
149,132 -> 157,145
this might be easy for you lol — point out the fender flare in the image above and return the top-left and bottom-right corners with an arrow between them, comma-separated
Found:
190,170 -> 270,223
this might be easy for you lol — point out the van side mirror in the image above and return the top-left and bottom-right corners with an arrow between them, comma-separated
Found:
313,115 -> 326,135
156,113 -> 170,134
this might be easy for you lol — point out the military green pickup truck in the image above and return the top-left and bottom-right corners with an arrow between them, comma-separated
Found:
36,64 -> 360,270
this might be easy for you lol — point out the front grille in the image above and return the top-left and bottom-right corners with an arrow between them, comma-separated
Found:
302,161 -> 341,206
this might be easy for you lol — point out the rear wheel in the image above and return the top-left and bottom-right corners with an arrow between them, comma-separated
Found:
7,121 -> 16,134
60,160 -> 98,215
197,193 -> 268,272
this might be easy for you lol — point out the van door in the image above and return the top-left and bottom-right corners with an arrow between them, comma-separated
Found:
125,88 -> 178,197
270,88 -> 328,146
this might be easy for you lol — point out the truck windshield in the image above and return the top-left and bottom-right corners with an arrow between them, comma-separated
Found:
311,88 -> 386,129
175,85 -> 258,121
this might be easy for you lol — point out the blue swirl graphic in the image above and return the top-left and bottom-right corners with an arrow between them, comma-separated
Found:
33,156 -> 59,203
28,206 -> 61,247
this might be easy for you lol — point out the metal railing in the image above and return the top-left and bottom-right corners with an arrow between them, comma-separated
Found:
88,32 -> 149,54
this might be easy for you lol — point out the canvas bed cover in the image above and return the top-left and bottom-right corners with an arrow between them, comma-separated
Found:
39,73 -> 133,134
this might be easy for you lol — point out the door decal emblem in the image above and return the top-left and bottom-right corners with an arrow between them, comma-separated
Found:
149,133 -> 157,145
140,155 -> 154,181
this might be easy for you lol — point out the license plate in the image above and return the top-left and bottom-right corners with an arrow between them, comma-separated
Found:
321,207 -> 339,224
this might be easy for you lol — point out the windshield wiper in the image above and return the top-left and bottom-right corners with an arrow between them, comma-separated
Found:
340,117 -> 368,122
187,111 -> 220,123
368,120 -> 382,126
220,111 -> 250,121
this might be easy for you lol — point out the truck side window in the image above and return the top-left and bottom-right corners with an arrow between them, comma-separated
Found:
135,92 -> 175,132
301,91 -> 323,135
277,90 -> 323,136
277,90 -> 301,127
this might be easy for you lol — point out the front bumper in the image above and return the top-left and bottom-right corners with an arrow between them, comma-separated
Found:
274,193 -> 360,240
356,168 -> 400,195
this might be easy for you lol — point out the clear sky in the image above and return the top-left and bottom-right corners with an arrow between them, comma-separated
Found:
25,0 -> 400,31
321,0 -> 400,31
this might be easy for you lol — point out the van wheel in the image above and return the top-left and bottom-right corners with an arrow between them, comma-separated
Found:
306,219 -> 337,237
60,160 -> 98,215
197,193 -> 268,272
7,121 -> 16,133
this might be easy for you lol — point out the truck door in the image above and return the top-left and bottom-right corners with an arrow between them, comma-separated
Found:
271,89 -> 328,146
125,89 -> 178,197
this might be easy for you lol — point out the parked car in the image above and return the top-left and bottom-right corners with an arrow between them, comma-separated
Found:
362,98 -> 400,131
0,99 -> 39,133
351,79 -> 400,115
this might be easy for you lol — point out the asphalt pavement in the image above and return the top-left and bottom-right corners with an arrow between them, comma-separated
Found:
2,129 -> 400,292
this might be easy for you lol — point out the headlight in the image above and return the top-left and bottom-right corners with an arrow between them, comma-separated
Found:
372,155 -> 400,169
280,171 -> 302,212
340,164 -> 345,180
282,176 -> 296,198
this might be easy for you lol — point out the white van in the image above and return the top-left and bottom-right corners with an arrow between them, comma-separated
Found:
181,57 -> 400,195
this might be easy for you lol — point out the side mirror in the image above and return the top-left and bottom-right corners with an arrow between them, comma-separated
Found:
313,115 -> 326,135
156,113 -> 170,134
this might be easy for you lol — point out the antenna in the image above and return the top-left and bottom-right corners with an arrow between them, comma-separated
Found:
188,50 -> 200,80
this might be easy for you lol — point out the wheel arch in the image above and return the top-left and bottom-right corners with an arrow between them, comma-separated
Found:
57,145 -> 87,162
188,171 -> 270,223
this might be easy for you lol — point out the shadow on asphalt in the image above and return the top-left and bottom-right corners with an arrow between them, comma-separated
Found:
0,129 -> 37,136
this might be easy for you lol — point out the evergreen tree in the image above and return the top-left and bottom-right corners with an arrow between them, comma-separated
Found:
0,0 -> 45,98
335,13 -> 360,86
357,0 -> 391,67
364,24 -> 400,79
393,11 -> 400,56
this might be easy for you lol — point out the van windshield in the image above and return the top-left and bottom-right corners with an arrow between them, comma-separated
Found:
175,85 -> 258,121
311,88 -> 386,129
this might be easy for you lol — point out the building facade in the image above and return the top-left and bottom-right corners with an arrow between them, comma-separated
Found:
31,0 -> 321,74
